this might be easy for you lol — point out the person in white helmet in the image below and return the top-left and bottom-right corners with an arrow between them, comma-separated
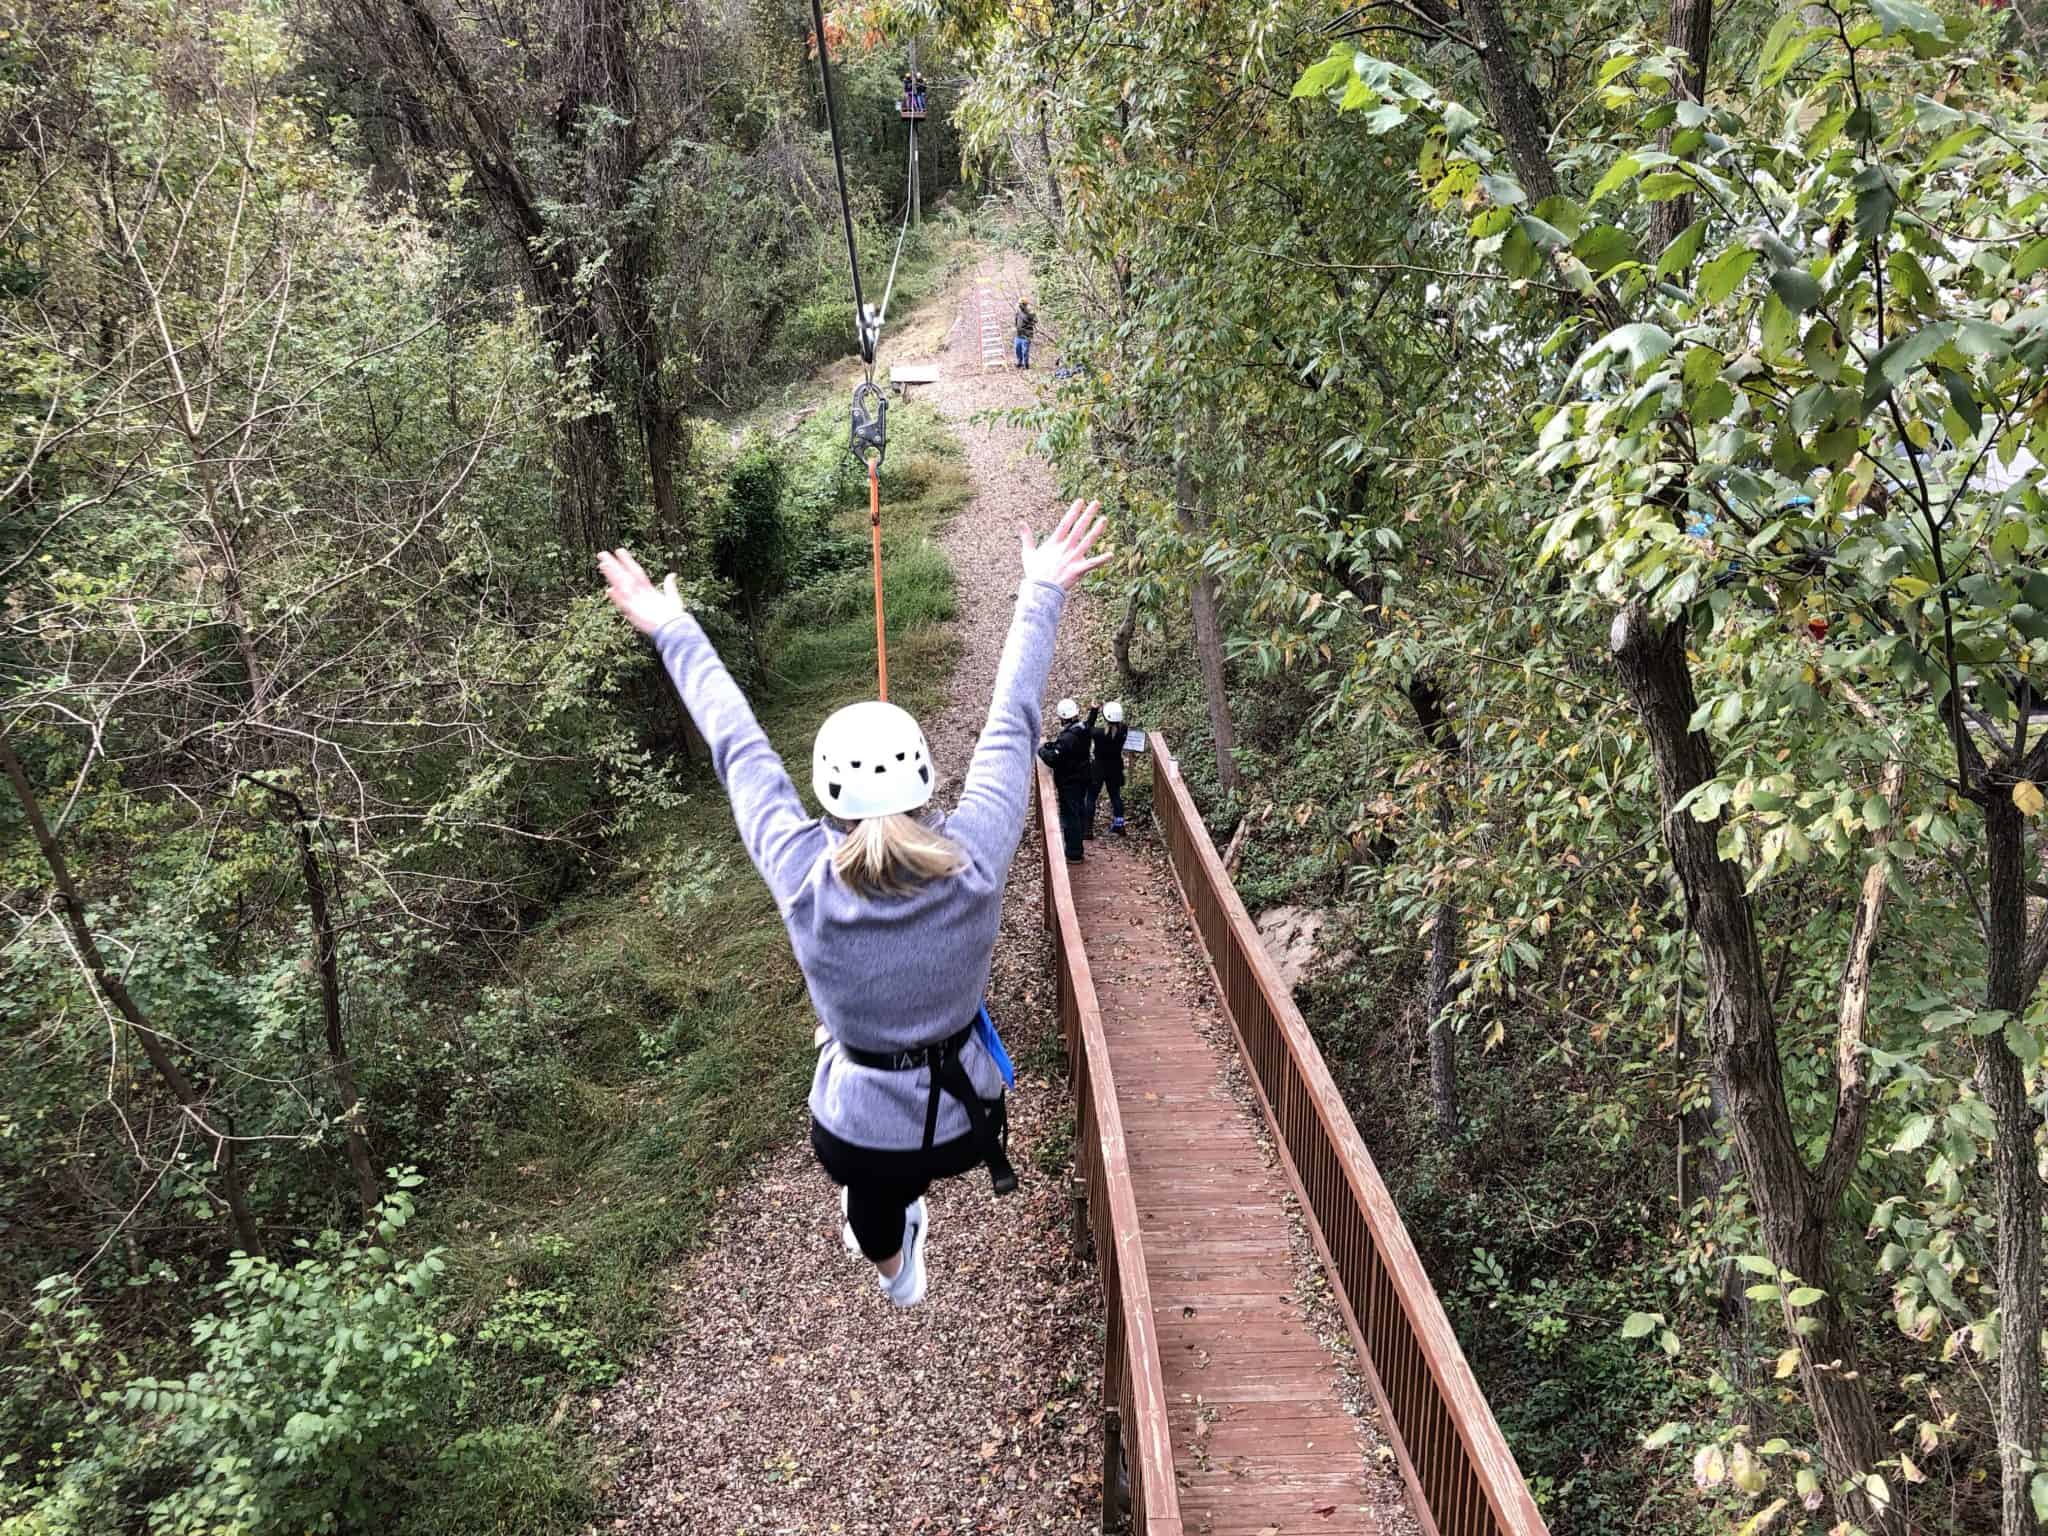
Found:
596,498 -> 1108,1308
1083,700 -> 1128,836
1037,695 -> 1092,864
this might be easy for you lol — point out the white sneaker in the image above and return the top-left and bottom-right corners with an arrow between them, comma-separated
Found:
840,1188 -> 860,1257
878,1198 -> 930,1308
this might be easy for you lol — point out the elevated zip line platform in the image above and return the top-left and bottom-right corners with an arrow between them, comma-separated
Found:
1034,738 -> 1549,1536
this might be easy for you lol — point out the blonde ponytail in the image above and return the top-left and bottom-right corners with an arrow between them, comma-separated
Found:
831,812 -> 967,896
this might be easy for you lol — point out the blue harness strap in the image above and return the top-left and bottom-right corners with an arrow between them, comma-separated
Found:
976,1003 -> 1015,1089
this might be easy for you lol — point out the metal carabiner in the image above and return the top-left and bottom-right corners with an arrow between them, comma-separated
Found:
849,379 -> 888,467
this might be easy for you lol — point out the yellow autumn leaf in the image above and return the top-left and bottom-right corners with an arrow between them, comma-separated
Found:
1730,1442 -> 1767,1494
1775,1347 -> 1800,1379
2016,781 -> 2045,817
1737,1498 -> 1789,1536
1694,1443 -> 1726,1488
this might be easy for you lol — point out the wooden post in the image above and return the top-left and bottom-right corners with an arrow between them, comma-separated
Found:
1100,1404 -> 1125,1534
1069,1173 -> 1090,1254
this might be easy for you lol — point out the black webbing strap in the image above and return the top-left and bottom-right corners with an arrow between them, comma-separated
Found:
838,1025 -> 1016,1195
929,1043 -> 1018,1196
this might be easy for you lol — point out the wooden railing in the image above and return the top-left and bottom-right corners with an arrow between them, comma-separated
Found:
1034,762 -> 1183,1536
1146,734 -> 1550,1536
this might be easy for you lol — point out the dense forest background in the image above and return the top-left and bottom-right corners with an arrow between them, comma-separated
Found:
1,2 -> 973,1530
932,0 -> 2048,1531
10,0 -> 2048,1534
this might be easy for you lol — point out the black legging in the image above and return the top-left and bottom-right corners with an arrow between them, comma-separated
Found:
1082,776 -> 1123,828
1055,778 -> 1088,859
813,1115 -> 1003,1261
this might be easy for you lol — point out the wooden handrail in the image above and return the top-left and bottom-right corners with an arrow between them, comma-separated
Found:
1034,763 -> 1184,1536
1146,734 -> 1549,1536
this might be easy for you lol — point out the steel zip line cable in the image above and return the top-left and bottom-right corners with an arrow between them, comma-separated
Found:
807,0 -> 920,698
808,0 -> 871,366
808,0 -> 918,368
874,125 -> 916,329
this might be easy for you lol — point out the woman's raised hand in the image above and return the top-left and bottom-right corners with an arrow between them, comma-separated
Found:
1019,499 -> 1111,592
598,548 -> 687,636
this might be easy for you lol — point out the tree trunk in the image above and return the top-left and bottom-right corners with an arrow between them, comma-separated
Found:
1175,457 -> 1240,796
1978,789 -> 2043,1536
1405,674 -> 1464,1140
1425,894 -> 1462,1137
372,0 -> 630,552
1038,118 -> 1065,227
1609,606 -> 1901,1535
1113,586 -> 1144,688
644,394 -> 685,534
1675,930 -> 1758,1396
246,776 -> 381,1221
2,732 -> 265,1257
1456,0 -> 1560,205
1648,0 -> 1715,255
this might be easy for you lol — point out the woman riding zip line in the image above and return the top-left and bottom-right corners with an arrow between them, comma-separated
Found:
597,499 -> 1109,1307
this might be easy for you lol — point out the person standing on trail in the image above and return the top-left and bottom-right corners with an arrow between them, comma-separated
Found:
1013,298 -> 1036,369
598,499 -> 1109,1309
1038,697 -> 1092,864
1083,700 -> 1128,838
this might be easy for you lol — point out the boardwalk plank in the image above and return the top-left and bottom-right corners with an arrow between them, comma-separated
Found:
1069,837 -> 1414,1536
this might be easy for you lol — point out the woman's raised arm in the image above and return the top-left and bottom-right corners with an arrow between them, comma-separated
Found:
599,550 -> 821,903
947,502 -> 1110,862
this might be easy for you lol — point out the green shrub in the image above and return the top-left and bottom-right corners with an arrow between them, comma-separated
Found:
475,1285 -> 620,1392
126,1181 -> 447,1535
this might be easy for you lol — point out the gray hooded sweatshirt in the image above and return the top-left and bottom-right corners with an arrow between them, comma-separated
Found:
652,577 -> 1065,1150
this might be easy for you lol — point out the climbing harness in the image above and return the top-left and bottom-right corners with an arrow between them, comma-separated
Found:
835,1019 -> 1020,1196
809,0 -> 921,702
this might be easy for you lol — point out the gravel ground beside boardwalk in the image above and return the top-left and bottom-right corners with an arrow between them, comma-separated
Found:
595,247 -> 1114,1536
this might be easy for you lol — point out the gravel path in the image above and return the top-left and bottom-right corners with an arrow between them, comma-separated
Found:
595,248 -> 1109,1536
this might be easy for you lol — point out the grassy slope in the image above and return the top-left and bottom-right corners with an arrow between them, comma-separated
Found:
398,401 -> 973,1535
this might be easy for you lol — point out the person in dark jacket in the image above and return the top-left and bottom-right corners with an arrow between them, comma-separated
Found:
1082,700 -> 1128,838
1038,696 -> 1090,863
1013,299 -> 1036,369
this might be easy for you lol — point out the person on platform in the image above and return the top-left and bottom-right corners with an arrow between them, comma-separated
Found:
1083,700 -> 1128,838
1039,696 -> 1092,864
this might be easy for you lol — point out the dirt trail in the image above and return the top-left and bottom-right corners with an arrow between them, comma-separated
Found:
596,249 -> 1106,1535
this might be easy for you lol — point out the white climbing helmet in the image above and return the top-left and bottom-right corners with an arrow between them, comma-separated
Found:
1104,700 -> 1124,724
1056,698 -> 1080,720
811,701 -> 935,820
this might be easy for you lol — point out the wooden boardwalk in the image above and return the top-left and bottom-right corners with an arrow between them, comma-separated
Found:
1068,833 -> 1412,1536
